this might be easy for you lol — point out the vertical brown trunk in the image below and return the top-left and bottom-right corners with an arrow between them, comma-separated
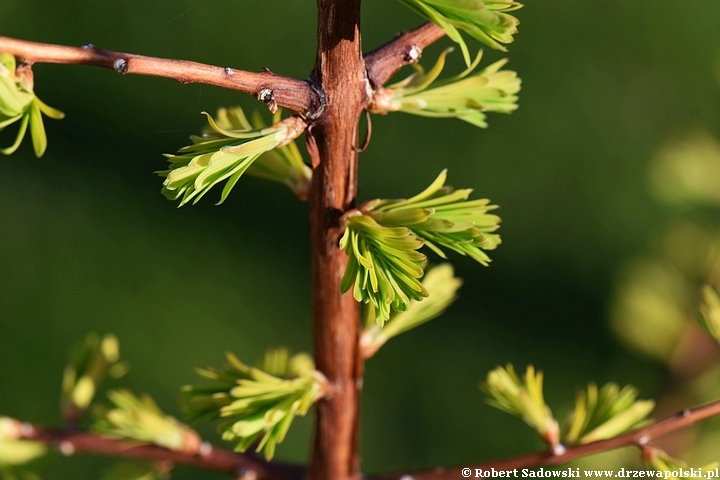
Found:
307,1 -> 367,479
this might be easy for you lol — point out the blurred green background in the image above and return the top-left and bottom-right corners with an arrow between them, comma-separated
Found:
2,0 -> 720,478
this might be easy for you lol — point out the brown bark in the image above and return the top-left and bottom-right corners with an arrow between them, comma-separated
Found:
15,422 -> 304,480
370,399 -> 720,480
306,1 -> 368,479
0,36 -> 321,117
9,8 -> 720,480
364,22 -> 446,88
11,397 -> 720,480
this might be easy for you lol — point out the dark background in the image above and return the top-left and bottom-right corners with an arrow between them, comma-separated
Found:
2,1 -> 720,478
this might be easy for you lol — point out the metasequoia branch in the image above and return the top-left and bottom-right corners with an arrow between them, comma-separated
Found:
0,24 -> 446,119
0,36 -> 322,117
16,422 -> 305,480
364,22 -> 445,88
371,397 -> 720,480
12,398 -> 720,480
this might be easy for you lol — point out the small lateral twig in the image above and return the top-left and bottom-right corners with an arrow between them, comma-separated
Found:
364,22 -> 446,88
0,36 -> 321,118
369,397 -> 720,480
16,423 -> 305,480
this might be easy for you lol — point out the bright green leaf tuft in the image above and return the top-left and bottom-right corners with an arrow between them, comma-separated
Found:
698,285 -> 720,344
397,0 -> 522,65
61,333 -> 128,424
366,170 -> 501,265
205,106 -> 312,200
0,54 -> 64,158
158,112 -> 307,206
340,214 -> 428,326
370,49 -> 520,128
181,348 -> 323,460
563,382 -> 655,445
362,263 -> 462,357
481,364 -> 560,449
93,390 -> 201,454
645,448 -> 718,480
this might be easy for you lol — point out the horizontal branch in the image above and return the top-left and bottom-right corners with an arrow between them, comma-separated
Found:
370,397 -> 720,479
364,22 -> 446,88
16,422 -> 305,480
8,397 -> 720,479
0,36 -> 322,118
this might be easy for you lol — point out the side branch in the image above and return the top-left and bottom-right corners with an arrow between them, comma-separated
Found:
16,423 -> 305,480
0,36 -> 321,117
371,398 -> 720,479
364,22 -> 445,88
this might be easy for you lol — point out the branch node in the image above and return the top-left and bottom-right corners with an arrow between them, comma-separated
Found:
399,475 -> 415,480
113,58 -> 128,75
304,79 -> 327,122
405,45 -> 422,63
256,88 -> 278,114
16,62 -> 35,89
552,444 -> 567,456
58,440 -> 76,456
236,466 -> 258,480
640,443 -> 659,461
81,43 -> 95,49
198,441 -> 213,457
19,422 -> 35,437
224,67 -> 234,76
637,435 -> 649,446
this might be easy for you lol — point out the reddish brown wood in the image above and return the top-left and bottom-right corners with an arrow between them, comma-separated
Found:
0,36 -> 321,117
8,8 -> 720,480
364,22 -> 446,88
369,398 -> 720,480
306,1 -> 368,479
10,397 -> 720,480
17,423 -> 304,480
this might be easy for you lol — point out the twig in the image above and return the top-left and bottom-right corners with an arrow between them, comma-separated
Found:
364,22 -> 446,88
0,36 -> 321,118
16,423 -> 305,480
369,398 -> 720,479
8,392 -> 720,479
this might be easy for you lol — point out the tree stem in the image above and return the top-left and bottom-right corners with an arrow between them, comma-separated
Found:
307,1 -> 367,479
